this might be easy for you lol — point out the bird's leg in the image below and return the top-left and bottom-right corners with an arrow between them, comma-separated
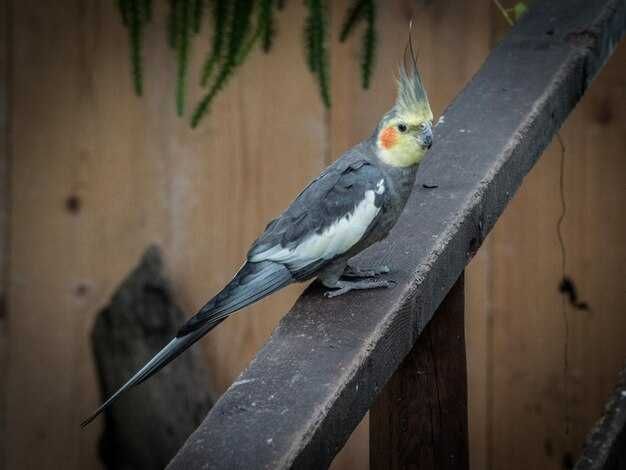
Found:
321,278 -> 396,298
318,262 -> 395,298
342,263 -> 390,279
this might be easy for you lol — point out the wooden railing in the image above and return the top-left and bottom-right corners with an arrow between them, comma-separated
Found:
167,0 -> 626,468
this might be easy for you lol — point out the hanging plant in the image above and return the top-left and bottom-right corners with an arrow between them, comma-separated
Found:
339,0 -> 377,89
117,0 -> 153,95
304,0 -> 330,108
192,0 -> 259,127
116,0 -> 379,128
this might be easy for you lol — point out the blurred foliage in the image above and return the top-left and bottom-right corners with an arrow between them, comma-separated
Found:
339,0 -> 376,89
117,0 -> 153,95
304,0 -> 331,107
116,0 -> 379,128
493,0 -> 529,26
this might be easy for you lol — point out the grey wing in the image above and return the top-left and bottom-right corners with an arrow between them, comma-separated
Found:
81,259 -> 294,427
80,158 -> 387,426
248,158 -> 387,280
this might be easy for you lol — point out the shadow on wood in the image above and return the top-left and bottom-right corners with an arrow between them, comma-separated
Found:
91,246 -> 214,470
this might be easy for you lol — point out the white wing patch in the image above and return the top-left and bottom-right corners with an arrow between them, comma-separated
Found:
375,179 -> 385,195
251,180 -> 385,270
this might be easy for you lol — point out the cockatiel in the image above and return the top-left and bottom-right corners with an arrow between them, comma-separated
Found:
82,36 -> 433,427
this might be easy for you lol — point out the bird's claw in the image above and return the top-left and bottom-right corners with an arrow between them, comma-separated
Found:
342,264 -> 391,279
324,278 -> 396,298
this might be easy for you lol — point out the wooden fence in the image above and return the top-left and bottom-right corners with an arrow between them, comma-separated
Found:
1,0 -> 625,469
167,1 -> 626,467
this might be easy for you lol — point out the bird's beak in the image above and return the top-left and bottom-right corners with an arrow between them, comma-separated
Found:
419,126 -> 433,150
425,135 -> 433,149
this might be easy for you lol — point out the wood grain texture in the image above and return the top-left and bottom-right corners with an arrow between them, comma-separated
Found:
370,273 -> 468,470
0,0 -> 9,466
486,40 -> 626,470
165,0 -> 325,395
4,1 -> 323,469
2,0 -> 625,469
6,2 -> 155,468
168,0 -> 626,465
465,234 -> 492,470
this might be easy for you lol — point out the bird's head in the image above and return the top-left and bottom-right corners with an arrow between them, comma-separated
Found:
375,30 -> 433,168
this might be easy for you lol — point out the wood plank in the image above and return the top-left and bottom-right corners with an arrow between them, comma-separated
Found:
370,272 -> 468,470
6,1 -> 160,468
328,1 -> 492,467
487,39 -> 626,470
165,0 -> 326,395
168,2 -> 626,468
465,234 -> 493,470
4,1 -> 325,469
0,0 -> 9,466
3,1 -> 625,469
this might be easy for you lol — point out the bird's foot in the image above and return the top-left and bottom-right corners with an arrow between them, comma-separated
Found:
324,279 -> 396,298
342,264 -> 390,279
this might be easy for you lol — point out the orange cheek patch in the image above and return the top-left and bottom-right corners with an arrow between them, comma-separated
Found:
380,127 -> 397,149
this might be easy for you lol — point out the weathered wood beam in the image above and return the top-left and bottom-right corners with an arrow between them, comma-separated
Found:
168,0 -> 626,468
370,272 -> 468,470
574,366 -> 626,470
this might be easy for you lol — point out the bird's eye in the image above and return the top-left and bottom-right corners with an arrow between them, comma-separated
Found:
397,123 -> 408,133
417,122 -> 426,131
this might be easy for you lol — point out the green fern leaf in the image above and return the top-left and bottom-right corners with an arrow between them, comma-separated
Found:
200,0 -> 229,86
192,0 -> 204,34
192,0 -> 255,127
305,0 -> 330,107
167,0 -> 178,48
339,0 -> 366,42
259,0 -> 275,53
360,0 -> 375,89
176,0 -> 191,115
513,2 -> 528,21
142,0 -> 152,22
117,0 -> 130,26
129,0 -> 143,96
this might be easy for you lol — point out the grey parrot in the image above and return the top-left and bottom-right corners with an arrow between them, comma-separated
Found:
82,40 -> 433,427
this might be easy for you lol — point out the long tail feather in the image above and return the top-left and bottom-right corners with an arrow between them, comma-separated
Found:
81,261 -> 292,427
81,330 -> 206,427
177,261 -> 292,336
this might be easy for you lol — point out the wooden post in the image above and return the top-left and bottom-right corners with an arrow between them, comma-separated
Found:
370,273 -> 468,470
